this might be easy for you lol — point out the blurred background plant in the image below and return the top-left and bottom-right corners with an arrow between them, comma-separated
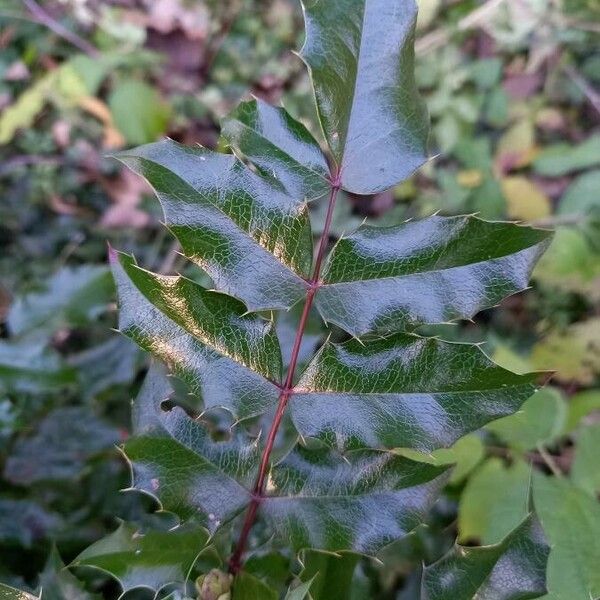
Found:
0,0 -> 599,598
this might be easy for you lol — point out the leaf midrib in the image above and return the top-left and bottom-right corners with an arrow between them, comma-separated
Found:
321,242 -> 544,285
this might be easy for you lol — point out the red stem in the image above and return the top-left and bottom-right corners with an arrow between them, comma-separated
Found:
228,180 -> 340,574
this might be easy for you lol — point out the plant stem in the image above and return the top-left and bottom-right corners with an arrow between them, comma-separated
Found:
228,179 -> 340,574
22,0 -> 99,58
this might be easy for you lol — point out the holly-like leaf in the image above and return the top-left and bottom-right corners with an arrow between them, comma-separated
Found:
125,366 -> 257,530
115,140 -> 313,312
316,216 -> 551,336
421,515 -> 549,600
72,522 -> 208,595
222,98 -> 331,202
263,446 -> 447,554
111,251 -> 281,420
124,366 -> 446,555
291,333 -> 540,452
300,0 -> 428,193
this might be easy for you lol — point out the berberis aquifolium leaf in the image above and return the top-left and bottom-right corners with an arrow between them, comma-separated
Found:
125,364 -> 447,552
421,515 -> 549,600
316,215 -> 551,336
300,0 -> 428,194
290,333 -> 539,452
110,251 -> 281,420
72,522 -> 209,595
109,0 -> 552,593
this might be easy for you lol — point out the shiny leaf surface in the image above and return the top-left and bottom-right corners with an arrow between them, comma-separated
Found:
263,446 -> 447,554
317,216 -> 552,336
111,252 -> 281,420
291,333 -> 540,451
73,522 -> 208,595
300,0 -> 428,193
222,98 -> 330,201
422,515 -> 549,600
115,139 -> 312,311
124,366 -> 446,555
125,364 -> 256,530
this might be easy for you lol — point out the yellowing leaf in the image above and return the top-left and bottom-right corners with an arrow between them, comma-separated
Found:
502,176 -> 551,221
496,119 -> 537,170
532,318 -> 600,385
78,96 -> 125,149
533,228 -> 600,300
457,169 -> 483,188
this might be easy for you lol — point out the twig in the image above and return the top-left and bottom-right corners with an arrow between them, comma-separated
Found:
22,0 -> 99,58
200,0 -> 243,81
531,214 -> 587,228
536,444 -> 564,477
416,0 -> 508,56
562,63 -> 600,116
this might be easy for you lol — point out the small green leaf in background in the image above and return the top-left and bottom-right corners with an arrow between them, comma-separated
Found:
7,266 -> 114,337
534,474 -> 600,600
458,458 -> 530,545
533,228 -> 600,299
486,388 -> 567,452
422,515 -> 549,600
533,135 -> 600,176
558,169 -> 600,217
571,424 -> 600,496
400,434 -> 485,484
108,80 -> 171,145
566,389 -> 600,431
72,523 -> 209,595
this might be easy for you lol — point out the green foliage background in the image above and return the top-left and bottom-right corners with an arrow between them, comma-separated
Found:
0,0 -> 599,598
